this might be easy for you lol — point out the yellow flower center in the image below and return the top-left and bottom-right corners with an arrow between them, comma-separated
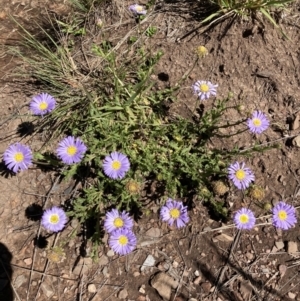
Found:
14,152 -> 24,163
118,235 -> 128,246
170,208 -> 180,219
239,214 -> 249,224
112,160 -> 121,170
113,217 -> 124,228
235,169 -> 245,180
200,84 -> 209,92
39,101 -> 48,110
252,118 -> 262,127
278,210 -> 287,221
50,214 -> 59,224
136,5 -> 143,12
67,146 -> 77,156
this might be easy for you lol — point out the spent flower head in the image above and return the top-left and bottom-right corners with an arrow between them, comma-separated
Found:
192,80 -> 218,100
103,152 -> 130,180
3,143 -> 33,173
234,208 -> 256,230
228,162 -> 255,190
248,185 -> 265,201
56,136 -> 87,165
247,111 -> 269,134
160,198 -> 189,228
108,228 -> 137,255
212,180 -> 229,196
196,46 -> 208,58
104,209 -> 134,233
29,93 -> 56,116
41,206 -> 68,232
125,180 -> 141,195
129,4 -> 147,15
46,246 -> 66,263
272,201 -> 297,230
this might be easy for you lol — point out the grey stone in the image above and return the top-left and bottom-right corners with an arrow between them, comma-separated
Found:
14,274 -> 26,289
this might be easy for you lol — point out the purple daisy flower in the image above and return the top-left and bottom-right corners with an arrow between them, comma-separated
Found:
247,111 -> 269,134
103,152 -> 130,180
29,93 -> 56,116
56,136 -> 87,165
160,198 -> 189,228
272,201 -> 297,230
108,228 -> 137,255
192,80 -> 218,100
41,206 -> 68,232
233,208 -> 256,230
104,209 -> 134,233
129,4 -> 147,15
3,143 -> 33,173
228,162 -> 255,190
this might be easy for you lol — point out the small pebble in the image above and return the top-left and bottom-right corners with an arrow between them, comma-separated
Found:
23,258 -> 32,266
88,284 -> 97,293
106,250 -> 115,257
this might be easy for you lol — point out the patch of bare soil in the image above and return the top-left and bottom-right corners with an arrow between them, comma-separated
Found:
1,0 -> 300,300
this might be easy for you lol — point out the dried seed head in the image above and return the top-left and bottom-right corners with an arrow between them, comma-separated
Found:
248,185 -> 265,201
46,247 -> 66,263
212,181 -> 229,196
125,180 -> 140,195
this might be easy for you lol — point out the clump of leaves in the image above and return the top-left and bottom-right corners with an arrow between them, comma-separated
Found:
201,0 -> 293,36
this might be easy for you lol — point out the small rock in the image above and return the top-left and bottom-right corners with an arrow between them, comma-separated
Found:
118,288 -> 128,299
275,240 -> 284,250
139,286 -> 146,294
14,275 -> 26,289
287,241 -> 298,254
31,281 -> 37,287
98,255 -> 109,266
23,258 -> 32,266
133,271 -> 141,277
145,227 -> 161,237
288,292 -> 296,299
292,114 -> 300,130
292,136 -> 300,148
214,233 -> 234,242
194,270 -> 200,277
71,219 -> 79,228
141,255 -> 156,272
174,297 -> 185,301
201,282 -> 212,293
246,252 -> 254,260
41,282 -> 54,298
193,276 -> 202,285
102,266 -> 109,277
262,268 -> 269,274
172,261 -> 179,268
240,281 -> 252,300
279,265 -> 287,277
136,296 -> 146,301
88,284 -> 97,293
106,250 -> 115,257
188,299 -> 198,301
151,272 -> 178,300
